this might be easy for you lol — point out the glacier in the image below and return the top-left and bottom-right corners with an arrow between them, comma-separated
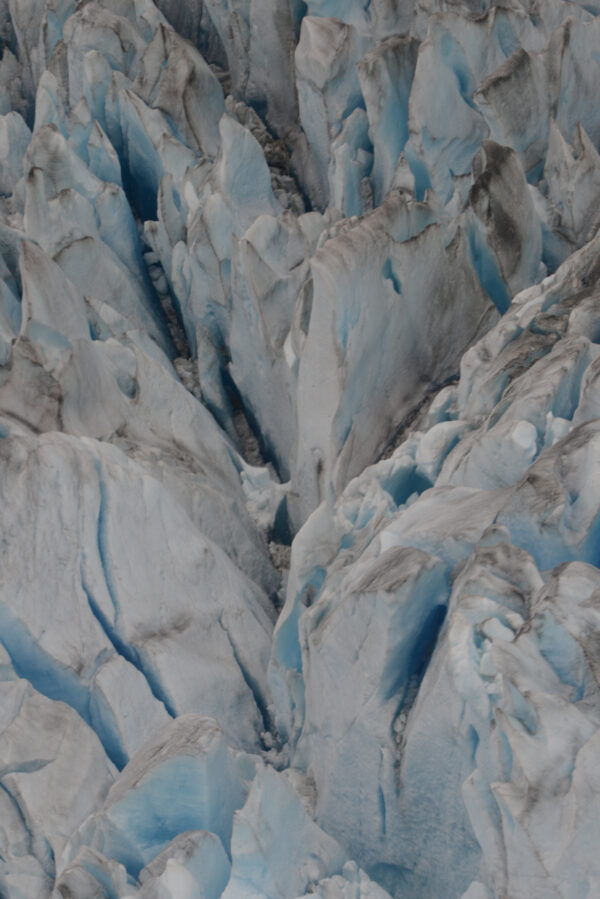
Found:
1,0 -> 600,896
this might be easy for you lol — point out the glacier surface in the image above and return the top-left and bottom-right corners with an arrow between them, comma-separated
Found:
0,0 -> 600,897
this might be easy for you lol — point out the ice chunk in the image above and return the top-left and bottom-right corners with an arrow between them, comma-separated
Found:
293,199 -> 496,524
383,543 -> 543,898
328,108 -> 373,217
0,112 -> 31,196
0,682 -> 115,866
63,3 -> 147,103
414,420 -> 468,482
154,0 -> 218,55
138,830 -> 230,899
63,716 -> 253,878
24,122 -> 105,201
474,18 -> 600,185
0,432 -> 275,760
406,24 -> 488,204
222,764 -> 346,899
295,17 -> 368,208
0,48 -> 29,120
294,862 -> 393,899
304,0 -> 411,40
357,37 -> 418,205
293,547 -> 448,872
24,170 -> 98,256
216,115 -> 282,231
544,119 -> 600,247
133,24 -> 224,157
460,882 -> 493,899
117,87 -> 195,219
52,846 -> 130,899
54,235 -> 172,353
229,211 -> 317,476
18,238 -> 90,339
244,0 -> 299,136
7,0 -> 56,96
496,420 -> 600,570
469,141 -> 543,296
90,656 -> 171,762
475,48 -> 551,179
202,0 -> 299,137
87,119 -> 123,183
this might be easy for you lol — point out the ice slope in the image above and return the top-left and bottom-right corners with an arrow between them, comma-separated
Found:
0,0 -> 600,897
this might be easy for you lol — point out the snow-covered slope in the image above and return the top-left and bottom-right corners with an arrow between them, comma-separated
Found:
1,0 -> 600,897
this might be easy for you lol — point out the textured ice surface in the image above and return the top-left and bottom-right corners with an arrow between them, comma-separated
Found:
1,0 -> 600,897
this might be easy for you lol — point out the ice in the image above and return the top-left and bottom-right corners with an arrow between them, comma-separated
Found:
52,847 -> 131,899
294,862 -> 394,899
0,48 -> 29,119
414,420 -> 468,481
475,17 -> 600,183
6,0 -> 52,97
138,830 -> 230,899
89,655 -> 171,762
19,239 -> 90,338
407,27 -> 488,204
270,204 -> 600,897
222,764 -> 346,899
240,0 -> 300,137
2,0 -> 600,895
199,0 -> 301,138
292,201 -> 497,524
153,0 -> 214,53
295,16 -> 368,209
63,716 -> 253,878
292,546 -> 449,872
216,115 -> 282,229
56,233 -> 171,349
469,141 -> 543,296
132,24 -> 224,157
0,678 -> 115,889
0,112 -> 31,196
63,4 -> 147,90
229,211 -> 320,475
328,107 -> 373,218
0,430 -> 276,764
357,37 -> 418,205
544,120 -> 600,248
304,0 -> 412,40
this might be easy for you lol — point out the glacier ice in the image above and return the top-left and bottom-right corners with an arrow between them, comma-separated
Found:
1,0 -> 600,897
270,230 -> 600,897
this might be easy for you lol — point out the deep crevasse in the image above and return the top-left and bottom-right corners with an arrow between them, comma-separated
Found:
1,0 -> 600,897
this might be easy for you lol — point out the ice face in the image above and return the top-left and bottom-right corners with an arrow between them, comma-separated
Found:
2,0 -> 600,897
222,764 -> 347,899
